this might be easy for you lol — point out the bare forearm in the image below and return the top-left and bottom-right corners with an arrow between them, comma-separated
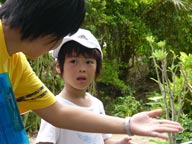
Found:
34,101 -> 126,134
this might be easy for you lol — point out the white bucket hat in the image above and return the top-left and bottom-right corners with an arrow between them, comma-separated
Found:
52,29 -> 103,58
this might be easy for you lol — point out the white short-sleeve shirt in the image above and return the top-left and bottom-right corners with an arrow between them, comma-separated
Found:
35,93 -> 112,144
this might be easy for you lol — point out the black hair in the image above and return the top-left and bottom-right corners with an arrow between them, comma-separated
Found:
0,0 -> 85,42
57,41 -> 102,78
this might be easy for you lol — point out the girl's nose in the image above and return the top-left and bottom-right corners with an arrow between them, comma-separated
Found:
79,69 -> 86,73
79,64 -> 86,73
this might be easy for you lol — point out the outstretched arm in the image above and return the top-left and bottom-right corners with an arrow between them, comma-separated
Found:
34,101 -> 125,134
34,102 -> 183,140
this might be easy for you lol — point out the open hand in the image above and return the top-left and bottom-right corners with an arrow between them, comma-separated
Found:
130,109 -> 183,140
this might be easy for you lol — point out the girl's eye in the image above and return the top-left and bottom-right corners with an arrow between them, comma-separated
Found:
86,60 -> 94,64
70,60 -> 77,64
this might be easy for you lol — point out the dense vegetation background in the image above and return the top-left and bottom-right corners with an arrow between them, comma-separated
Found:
0,0 -> 192,143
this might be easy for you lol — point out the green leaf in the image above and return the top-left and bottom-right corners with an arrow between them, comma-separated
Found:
157,40 -> 166,48
146,36 -> 155,43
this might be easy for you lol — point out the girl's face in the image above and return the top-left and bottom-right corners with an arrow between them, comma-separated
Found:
62,54 -> 96,91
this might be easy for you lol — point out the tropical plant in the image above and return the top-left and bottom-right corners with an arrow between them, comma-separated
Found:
146,36 -> 192,144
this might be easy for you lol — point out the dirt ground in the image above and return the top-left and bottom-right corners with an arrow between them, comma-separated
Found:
29,134 -> 165,144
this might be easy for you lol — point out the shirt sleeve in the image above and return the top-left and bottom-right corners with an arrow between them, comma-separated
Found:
12,53 -> 56,113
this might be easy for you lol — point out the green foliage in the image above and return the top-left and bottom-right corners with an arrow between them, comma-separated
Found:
98,59 -> 129,94
105,95 -> 143,117
84,0 -> 151,83
22,112 -> 40,133
149,139 -> 168,144
0,0 -> 5,4
146,91 -> 165,109
177,114 -> 192,142
147,38 -> 192,144
152,49 -> 168,61
83,0 -> 192,101
180,52 -> 192,70
144,0 -> 192,54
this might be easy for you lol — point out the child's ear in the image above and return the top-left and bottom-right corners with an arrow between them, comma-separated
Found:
55,62 -> 61,74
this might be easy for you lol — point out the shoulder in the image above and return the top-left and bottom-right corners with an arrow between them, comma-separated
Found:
55,95 -> 75,106
86,92 -> 104,107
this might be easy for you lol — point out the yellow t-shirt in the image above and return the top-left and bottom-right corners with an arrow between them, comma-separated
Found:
0,21 -> 56,114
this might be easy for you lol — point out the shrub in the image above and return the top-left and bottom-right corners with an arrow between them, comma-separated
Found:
105,95 -> 143,117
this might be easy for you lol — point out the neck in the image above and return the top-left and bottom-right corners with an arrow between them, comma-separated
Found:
61,87 -> 86,99
60,88 -> 91,107
2,21 -> 22,55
